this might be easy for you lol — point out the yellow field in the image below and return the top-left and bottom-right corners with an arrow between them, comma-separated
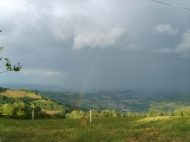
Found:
0,90 -> 42,98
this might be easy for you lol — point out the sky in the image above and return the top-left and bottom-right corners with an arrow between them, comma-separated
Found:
0,0 -> 190,91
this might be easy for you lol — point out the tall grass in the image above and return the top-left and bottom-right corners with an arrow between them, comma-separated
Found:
0,116 -> 190,142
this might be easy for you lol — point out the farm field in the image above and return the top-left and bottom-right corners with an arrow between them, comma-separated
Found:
0,116 -> 190,142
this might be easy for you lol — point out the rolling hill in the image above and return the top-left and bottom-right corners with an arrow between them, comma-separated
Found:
0,87 -> 70,119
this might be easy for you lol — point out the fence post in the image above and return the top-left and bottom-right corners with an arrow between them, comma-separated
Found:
90,110 -> 92,125
32,110 -> 34,123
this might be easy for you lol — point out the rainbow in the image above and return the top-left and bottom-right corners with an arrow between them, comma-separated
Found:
76,50 -> 100,107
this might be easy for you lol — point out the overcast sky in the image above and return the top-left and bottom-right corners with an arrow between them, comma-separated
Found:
0,0 -> 190,91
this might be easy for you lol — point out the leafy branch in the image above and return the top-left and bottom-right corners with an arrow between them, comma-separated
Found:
0,30 -> 22,73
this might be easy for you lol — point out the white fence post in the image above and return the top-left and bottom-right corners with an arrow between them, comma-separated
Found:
90,110 -> 92,125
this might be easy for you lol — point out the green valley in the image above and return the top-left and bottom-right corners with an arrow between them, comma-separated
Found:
39,89 -> 190,113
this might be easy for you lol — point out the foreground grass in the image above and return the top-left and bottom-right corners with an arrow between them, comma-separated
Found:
0,116 -> 190,142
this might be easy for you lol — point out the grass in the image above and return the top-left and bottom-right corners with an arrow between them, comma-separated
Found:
0,116 -> 190,142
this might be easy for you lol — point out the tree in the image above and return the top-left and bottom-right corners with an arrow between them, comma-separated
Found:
127,111 -> 134,117
66,110 -> 85,119
167,110 -> 174,116
148,108 -> 155,117
120,113 -> 125,117
2,103 -> 16,115
86,110 -> 98,118
0,30 -> 22,73
91,110 -> 98,118
111,109 -> 118,117
157,110 -> 164,116
100,110 -> 111,117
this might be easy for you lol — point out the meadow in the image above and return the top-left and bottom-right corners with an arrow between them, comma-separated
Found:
0,116 -> 190,142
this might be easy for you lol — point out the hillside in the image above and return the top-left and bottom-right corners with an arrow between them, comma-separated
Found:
0,87 -> 69,119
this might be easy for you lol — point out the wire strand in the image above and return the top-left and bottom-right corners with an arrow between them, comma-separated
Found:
150,0 -> 190,11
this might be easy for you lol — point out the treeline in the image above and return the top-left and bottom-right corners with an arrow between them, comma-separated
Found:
66,107 -> 190,119
147,107 -> 190,117
66,109 -> 142,119
1,100 -> 190,119
0,102 -> 67,119
0,87 -> 8,93
0,102 -> 44,119
66,109 -> 114,119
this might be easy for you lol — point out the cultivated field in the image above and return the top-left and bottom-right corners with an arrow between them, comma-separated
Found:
0,116 -> 190,142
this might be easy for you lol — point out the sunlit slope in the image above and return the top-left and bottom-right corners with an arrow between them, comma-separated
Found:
0,88 -> 68,116
0,90 -> 42,98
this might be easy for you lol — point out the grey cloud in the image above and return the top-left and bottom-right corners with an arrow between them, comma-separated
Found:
155,24 -> 178,36
176,29 -> 190,58
0,0 -> 189,91
155,29 -> 190,58
51,14 -> 96,44
50,10 -> 140,51
122,44 -> 144,52
73,27 -> 126,50
155,48 -> 174,54
21,69 -> 67,76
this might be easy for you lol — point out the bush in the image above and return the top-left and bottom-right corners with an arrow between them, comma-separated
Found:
148,108 -> 155,117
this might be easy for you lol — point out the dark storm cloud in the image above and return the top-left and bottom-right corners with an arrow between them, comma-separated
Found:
0,0 -> 189,91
